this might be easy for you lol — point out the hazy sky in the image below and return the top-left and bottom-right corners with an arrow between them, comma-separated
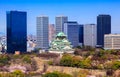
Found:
0,0 -> 120,35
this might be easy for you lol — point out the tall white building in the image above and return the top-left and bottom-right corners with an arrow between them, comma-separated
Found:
36,16 -> 49,49
104,34 -> 120,49
55,16 -> 68,34
84,24 -> 97,47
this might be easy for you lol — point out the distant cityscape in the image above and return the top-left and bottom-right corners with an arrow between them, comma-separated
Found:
0,10 -> 120,54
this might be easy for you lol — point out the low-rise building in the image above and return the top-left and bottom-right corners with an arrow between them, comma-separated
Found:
104,34 -> 120,49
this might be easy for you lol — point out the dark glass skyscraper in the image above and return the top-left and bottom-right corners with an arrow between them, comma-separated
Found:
79,25 -> 84,45
7,11 -> 27,53
97,15 -> 111,47
64,21 -> 79,47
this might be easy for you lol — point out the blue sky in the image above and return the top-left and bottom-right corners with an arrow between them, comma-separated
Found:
0,0 -> 120,35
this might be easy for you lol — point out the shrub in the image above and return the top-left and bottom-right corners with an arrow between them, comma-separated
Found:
74,48 -> 82,55
96,49 -> 105,57
0,55 -> 10,66
42,71 -> 72,77
78,58 -> 91,69
111,61 -> 120,70
37,53 -> 59,59
12,54 -> 22,59
22,55 -> 32,63
82,46 -> 95,51
60,54 -> 72,66
60,54 -> 92,69
77,69 -> 90,77
10,70 -> 25,77
71,56 -> 81,67
48,60 -> 53,65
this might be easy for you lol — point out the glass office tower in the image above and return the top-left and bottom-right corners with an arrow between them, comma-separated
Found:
7,11 -> 27,53
79,25 -> 84,46
55,16 -> 68,34
36,16 -> 49,49
64,21 -> 79,47
97,15 -> 111,47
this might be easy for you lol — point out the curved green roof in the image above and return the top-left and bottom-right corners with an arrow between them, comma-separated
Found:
57,32 -> 66,37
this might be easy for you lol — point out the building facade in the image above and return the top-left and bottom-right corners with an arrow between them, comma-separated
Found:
55,16 -> 68,34
97,15 -> 111,47
49,24 -> 55,43
84,24 -> 97,47
7,11 -> 27,53
104,34 -> 120,49
64,21 -> 79,47
36,16 -> 49,49
79,25 -> 84,46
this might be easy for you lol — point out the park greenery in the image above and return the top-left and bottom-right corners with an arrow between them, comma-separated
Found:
59,53 -> 120,70
48,46 -> 120,70
0,46 -> 120,77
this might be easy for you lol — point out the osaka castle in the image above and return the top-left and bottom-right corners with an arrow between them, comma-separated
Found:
49,32 -> 74,54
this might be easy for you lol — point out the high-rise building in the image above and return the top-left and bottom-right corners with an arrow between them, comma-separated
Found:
36,16 -> 49,49
79,25 -> 84,46
49,24 -> 55,43
7,11 -> 27,53
104,34 -> 120,49
84,24 -> 97,47
64,21 -> 79,47
55,16 -> 68,34
97,14 -> 111,47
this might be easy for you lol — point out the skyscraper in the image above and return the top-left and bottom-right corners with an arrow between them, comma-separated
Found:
49,24 -> 55,43
97,15 -> 111,47
79,25 -> 84,46
64,21 -> 79,47
55,16 -> 68,34
7,11 -> 27,53
36,16 -> 49,49
84,24 -> 97,47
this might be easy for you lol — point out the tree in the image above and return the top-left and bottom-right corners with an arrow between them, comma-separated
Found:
71,56 -> 81,67
60,54 -> 72,66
